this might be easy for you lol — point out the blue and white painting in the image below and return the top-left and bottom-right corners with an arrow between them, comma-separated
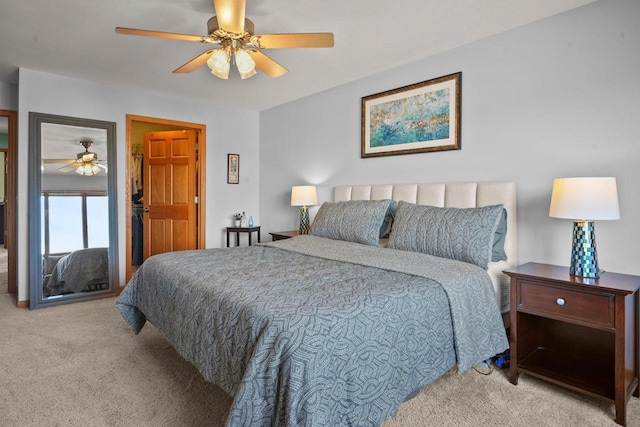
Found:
369,88 -> 450,147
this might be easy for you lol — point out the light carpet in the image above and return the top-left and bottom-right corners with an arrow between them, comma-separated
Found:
0,293 -> 638,427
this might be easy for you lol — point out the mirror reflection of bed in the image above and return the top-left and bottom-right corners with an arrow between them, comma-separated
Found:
43,247 -> 109,296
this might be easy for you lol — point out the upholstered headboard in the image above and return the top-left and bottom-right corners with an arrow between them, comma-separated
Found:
334,181 -> 517,313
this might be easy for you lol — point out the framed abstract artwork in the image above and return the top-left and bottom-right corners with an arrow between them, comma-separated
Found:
227,153 -> 239,184
361,72 -> 461,158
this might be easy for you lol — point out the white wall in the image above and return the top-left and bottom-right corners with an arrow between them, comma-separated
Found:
0,80 -> 18,111
41,174 -> 108,192
259,0 -> 640,275
17,69 -> 260,301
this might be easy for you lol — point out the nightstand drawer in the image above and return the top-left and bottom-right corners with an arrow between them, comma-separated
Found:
518,280 -> 614,328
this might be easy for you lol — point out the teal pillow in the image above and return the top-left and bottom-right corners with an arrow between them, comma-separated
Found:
379,200 -> 398,238
311,200 -> 394,246
491,208 -> 507,262
387,202 -> 504,269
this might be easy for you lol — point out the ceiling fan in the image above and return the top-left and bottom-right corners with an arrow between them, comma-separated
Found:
115,0 -> 334,80
43,140 -> 108,176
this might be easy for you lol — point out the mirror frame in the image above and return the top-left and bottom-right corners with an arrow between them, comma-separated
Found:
29,112 -> 119,309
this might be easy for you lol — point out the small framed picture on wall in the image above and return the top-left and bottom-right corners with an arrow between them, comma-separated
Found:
227,153 -> 239,184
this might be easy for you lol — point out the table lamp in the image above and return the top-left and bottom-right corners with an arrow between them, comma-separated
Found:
291,185 -> 318,234
549,177 -> 620,278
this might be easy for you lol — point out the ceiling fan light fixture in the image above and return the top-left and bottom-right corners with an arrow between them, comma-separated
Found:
81,153 -> 95,162
74,162 -> 101,176
116,0 -> 334,79
235,49 -> 256,79
207,48 -> 231,79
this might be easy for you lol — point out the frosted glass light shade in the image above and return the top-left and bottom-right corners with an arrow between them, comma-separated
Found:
75,163 -> 99,176
549,177 -> 620,221
235,49 -> 256,79
207,49 -> 230,79
291,186 -> 318,207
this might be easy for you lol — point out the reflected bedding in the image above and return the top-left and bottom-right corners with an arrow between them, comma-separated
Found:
46,247 -> 109,295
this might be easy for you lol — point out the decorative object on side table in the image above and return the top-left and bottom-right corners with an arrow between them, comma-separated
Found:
233,212 -> 243,227
291,185 -> 318,234
549,177 -> 620,279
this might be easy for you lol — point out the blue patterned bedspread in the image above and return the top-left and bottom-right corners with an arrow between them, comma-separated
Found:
117,235 -> 507,426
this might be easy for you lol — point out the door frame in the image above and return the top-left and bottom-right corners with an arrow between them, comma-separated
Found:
124,114 -> 206,285
0,109 -> 17,301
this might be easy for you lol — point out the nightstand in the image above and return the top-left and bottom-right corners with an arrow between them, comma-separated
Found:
269,230 -> 299,241
505,262 -> 640,426
226,226 -> 261,247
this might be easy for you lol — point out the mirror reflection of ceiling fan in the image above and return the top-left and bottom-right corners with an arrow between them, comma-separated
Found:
43,140 -> 108,176
115,0 -> 334,80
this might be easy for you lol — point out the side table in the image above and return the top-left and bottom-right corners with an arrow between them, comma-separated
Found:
269,230 -> 300,241
505,262 -> 640,426
226,226 -> 261,247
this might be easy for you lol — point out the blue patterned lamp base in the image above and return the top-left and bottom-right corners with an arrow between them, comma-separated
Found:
570,220 -> 600,279
299,206 -> 310,234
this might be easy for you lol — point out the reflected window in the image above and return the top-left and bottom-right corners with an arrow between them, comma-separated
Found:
42,192 -> 108,254
87,196 -> 109,248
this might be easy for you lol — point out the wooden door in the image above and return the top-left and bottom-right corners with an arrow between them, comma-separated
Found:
143,130 -> 197,260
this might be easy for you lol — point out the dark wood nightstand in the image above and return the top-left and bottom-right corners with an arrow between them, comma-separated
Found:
504,262 -> 640,426
226,226 -> 261,247
269,230 -> 299,241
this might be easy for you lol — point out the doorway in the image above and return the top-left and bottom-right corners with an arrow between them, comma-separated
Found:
125,115 -> 206,285
0,110 -> 17,304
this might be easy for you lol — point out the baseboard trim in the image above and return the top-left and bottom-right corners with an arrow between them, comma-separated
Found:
16,299 -> 29,308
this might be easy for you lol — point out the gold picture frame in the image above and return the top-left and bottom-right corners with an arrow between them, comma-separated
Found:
361,72 -> 461,158
227,153 -> 239,184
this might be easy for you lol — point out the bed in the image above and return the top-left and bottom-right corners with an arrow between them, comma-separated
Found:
117,181 -> 515,427
45,247 -> 110,296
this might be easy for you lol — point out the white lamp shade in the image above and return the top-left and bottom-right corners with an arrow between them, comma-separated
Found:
291,186 -> 318,207
549,177 -> 620,220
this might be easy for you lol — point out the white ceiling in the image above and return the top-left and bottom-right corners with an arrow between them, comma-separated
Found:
0,0 -> 596,112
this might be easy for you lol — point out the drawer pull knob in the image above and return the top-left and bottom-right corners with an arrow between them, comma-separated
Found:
556,298 -> 566,306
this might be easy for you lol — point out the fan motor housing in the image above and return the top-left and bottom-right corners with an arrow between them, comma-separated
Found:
207,16 -> 255,36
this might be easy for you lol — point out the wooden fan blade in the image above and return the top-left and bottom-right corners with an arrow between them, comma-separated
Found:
42,159 -> 76,164
59,162 -> 79,172
252,33 -> 334,49
173,50 -> 215,73
213,0 -> 246,34
116,27 -> 208,43
248,50 -> 288,78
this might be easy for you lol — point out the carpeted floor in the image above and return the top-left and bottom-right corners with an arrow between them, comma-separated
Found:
0,292 -> 638,426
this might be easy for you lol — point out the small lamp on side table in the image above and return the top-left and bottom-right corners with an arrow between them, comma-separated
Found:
291,185 -> 318,234
549,177 -> 620,278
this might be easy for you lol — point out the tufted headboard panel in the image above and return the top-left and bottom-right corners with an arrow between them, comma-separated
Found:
334,181 -> 517,313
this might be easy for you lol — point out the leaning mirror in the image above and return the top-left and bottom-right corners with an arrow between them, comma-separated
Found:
29,113 -> 119,309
